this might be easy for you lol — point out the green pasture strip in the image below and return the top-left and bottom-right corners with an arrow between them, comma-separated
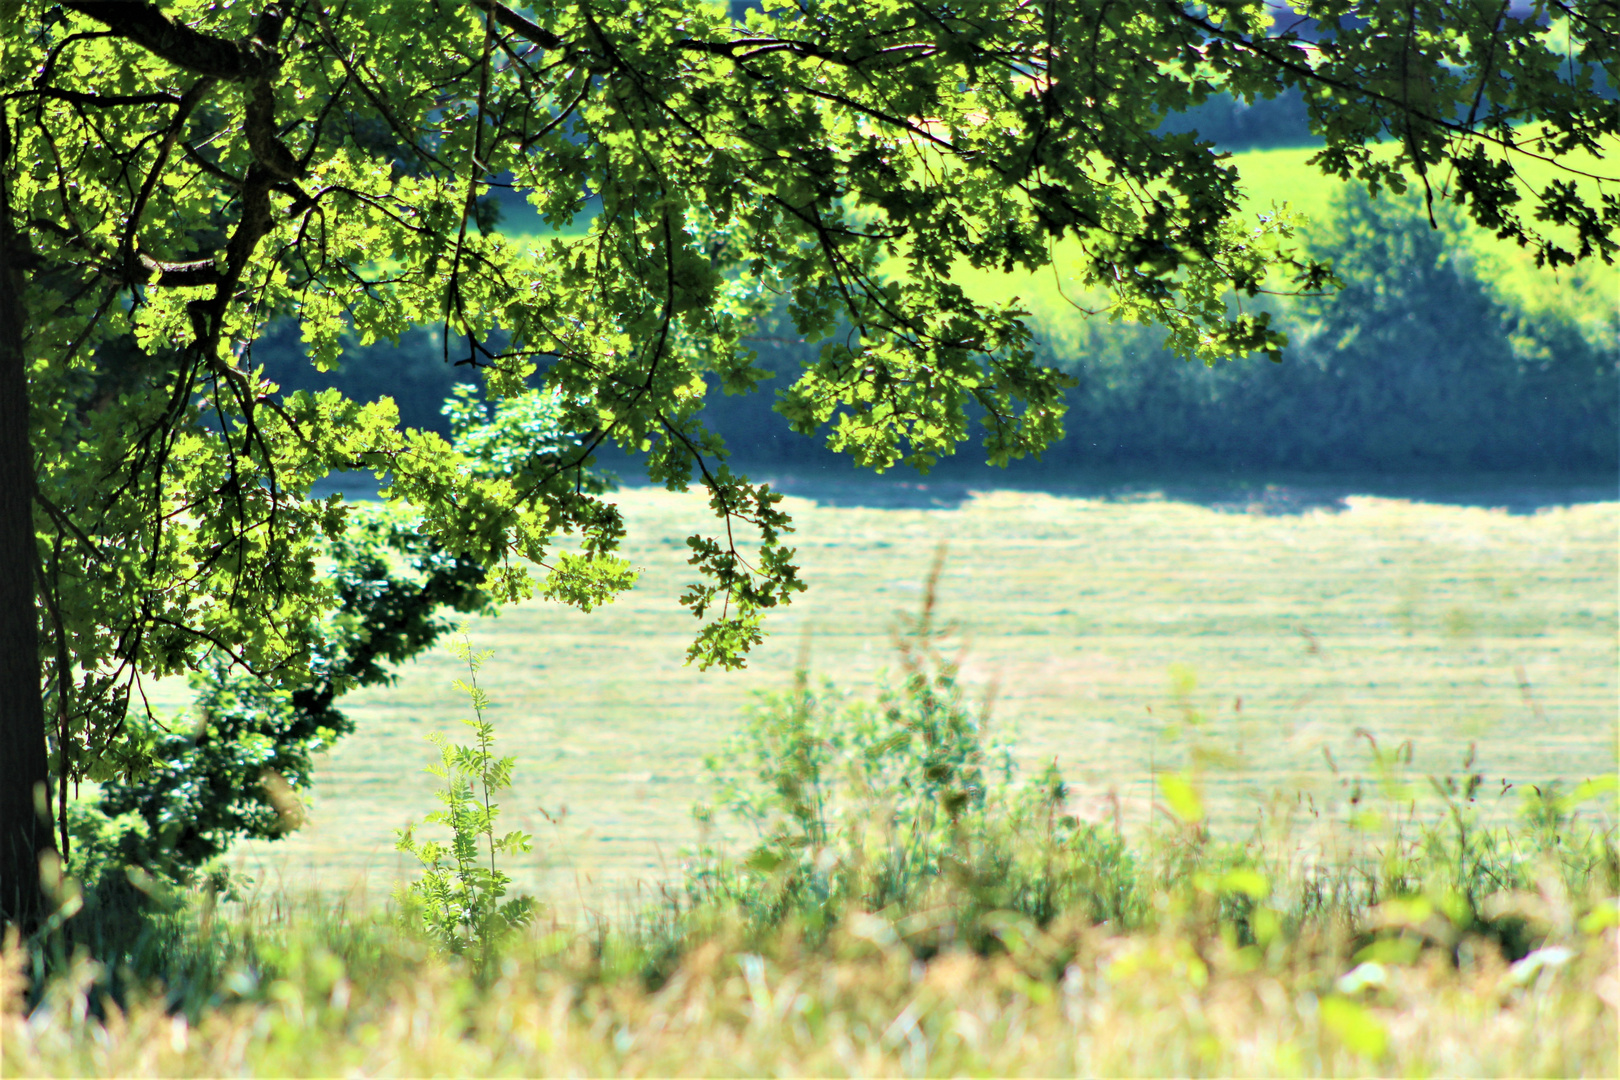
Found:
222,488 -> 1618,906
1234,128 -> 1620,219
1237,138 -> 1619,326
944,137 -> 1619,344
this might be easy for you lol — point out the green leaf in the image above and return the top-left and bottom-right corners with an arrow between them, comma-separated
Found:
1158,772 -> 1204,825
1319,995 -> 1389,1060
1218,868 -> 1270,901
743,848 -> 787,873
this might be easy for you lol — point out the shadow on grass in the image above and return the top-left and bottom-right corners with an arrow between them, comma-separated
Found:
313,458 -> 1615,516
704,461 -> 1619,515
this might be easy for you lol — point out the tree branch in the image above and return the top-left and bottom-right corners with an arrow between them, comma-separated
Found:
467,0 -> 565,51
63,1 -> 280,81
23,87 -> 182,108
136,253 -> 225,287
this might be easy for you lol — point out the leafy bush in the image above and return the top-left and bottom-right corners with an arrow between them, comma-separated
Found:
679,556 -> 1146,954
443,382 -> 605,482
80,506 -> 493,891
71,382 -> 611,895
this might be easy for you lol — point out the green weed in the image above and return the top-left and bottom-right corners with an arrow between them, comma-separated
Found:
673,550 -> 1144,960
631,559 -> 1620,992
394,636 -> 536,971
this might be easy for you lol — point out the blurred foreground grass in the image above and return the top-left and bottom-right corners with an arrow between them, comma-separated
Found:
6,909 -> 1615,1077
196,483 -> 1617,907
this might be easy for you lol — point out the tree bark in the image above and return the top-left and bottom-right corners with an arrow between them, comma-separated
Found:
0,109 -> 53,934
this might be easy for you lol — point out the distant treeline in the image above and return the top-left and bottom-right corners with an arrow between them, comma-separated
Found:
257,184 -> 1617,480
1048,189 -> 1616,473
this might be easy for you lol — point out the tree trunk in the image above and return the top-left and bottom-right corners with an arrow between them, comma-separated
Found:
0,110 -> 53,934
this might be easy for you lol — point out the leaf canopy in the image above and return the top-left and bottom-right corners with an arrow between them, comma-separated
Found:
3,0 -> 1614,780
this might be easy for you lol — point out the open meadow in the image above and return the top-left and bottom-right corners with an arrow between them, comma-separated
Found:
213,476 -> 1619,910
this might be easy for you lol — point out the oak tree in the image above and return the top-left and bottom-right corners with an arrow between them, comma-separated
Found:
2,0 -> 1614,928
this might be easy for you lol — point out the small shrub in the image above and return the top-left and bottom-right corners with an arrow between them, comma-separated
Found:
395,637 -> 536,969
683,550 -> 1146,953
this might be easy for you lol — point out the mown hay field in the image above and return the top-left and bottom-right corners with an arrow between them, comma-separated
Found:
189,478 -> 1617,910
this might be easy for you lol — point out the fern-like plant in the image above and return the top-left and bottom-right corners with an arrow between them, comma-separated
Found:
395,636 -> 535,966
